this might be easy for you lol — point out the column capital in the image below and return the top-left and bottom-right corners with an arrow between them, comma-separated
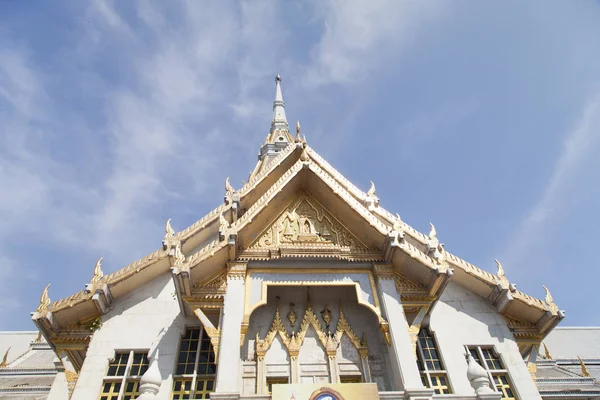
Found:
373,263 -> 395,280
227,262 -> 247,280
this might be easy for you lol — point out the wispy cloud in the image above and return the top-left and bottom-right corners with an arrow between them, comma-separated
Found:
503,95 -> 600,267
304,0 -> 444,86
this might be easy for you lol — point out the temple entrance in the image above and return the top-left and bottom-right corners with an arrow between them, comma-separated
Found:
243,284 -> 391,395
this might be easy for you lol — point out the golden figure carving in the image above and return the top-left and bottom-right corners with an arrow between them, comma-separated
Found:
35,331 -> 42,342
320,305 -> 332,332
287,303 -> 297,330
248,193 -> 369,254
37,284 -> 51,313
0,347 -> 10,368
91,257 -> 104,284
578,356 -> 590,377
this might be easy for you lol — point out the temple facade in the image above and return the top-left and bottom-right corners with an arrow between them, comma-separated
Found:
23,76 -> 597,400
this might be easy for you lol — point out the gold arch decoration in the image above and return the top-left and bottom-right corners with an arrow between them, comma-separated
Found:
256,302 -> 369,358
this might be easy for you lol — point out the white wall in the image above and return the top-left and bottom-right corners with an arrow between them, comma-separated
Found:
71,272 -> 197,400
430,281 -> 541,399
47,371 -> 69,400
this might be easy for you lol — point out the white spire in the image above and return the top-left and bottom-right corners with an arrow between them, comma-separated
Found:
271,74 -> 288,132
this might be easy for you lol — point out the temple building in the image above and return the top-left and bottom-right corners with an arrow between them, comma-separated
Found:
20,76 -> 598,399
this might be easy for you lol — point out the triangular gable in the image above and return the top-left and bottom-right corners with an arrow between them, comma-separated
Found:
240,191 -> 379,261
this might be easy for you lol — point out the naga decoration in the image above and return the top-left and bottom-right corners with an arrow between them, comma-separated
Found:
367,181 -> 376,197
428,222 -> 437,240
225,177 -> 235,197
91,257 -> 104,285
495,259 -> 506,280
543,285 -> 559,314
36,284 -> 51,313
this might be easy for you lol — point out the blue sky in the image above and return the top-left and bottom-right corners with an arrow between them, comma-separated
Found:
1,1 -> 599,330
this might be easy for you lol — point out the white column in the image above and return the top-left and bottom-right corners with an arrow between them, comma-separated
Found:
214,262 -> 246,396
375,270 -> 426,392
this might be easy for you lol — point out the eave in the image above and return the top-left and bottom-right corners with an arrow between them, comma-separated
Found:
33,142 -> 563,359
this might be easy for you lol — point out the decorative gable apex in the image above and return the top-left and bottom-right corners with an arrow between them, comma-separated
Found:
240,192 -> 381,261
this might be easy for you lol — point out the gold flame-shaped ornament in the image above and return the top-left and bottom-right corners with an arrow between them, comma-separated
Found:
288,303 -> 297,328
36,284 -> 51,313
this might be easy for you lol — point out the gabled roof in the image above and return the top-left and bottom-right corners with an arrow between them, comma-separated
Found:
32,76 -> 563,360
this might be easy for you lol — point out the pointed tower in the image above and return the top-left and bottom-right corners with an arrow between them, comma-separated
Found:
250,75 -> 295,180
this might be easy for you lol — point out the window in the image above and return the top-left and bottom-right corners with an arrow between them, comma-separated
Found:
172,327 -> 217,399
469,347 -> 516,400
340,375 -> 362,383
416,329 -> 451,394
98,351 -> 149,400
266,377 -> 288,393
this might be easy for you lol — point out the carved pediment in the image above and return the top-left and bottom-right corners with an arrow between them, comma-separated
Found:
242,193 -> 379,260
187,270 -> 227,308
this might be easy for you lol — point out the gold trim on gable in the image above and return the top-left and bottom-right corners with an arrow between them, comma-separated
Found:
240,192 -> 381,261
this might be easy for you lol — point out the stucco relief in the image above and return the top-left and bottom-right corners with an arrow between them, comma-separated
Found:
250,193 -> 369,251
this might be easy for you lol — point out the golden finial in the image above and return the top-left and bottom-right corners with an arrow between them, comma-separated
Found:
35,331 -> 42,343
295,121 -> 302,142
543,342 -> 552,359
578,356 -> 590,377
36,284 -> 51,313
428,223 -> 437,240
287,303 -> 297,328
91,257 -> 104,284
367,181 -> 376,197
495,259 -> 506,279
165,218 -> 175,238
0,347 -> 10,368
225,177 -> 234,195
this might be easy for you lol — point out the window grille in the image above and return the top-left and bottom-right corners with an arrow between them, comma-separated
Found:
416,328 -> 451,394
98,351 -> 149,400
468,346 -> 517,399
171,327 -> 217,399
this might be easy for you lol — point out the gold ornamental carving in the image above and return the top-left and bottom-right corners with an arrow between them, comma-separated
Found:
543,285 -> 559,314
373,264 -> 395,281
247,193 -> 371,256
36,284 -> 51,313
227,262 -> 247,280
256,302 -> 368,359
188,270 -> 227,308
